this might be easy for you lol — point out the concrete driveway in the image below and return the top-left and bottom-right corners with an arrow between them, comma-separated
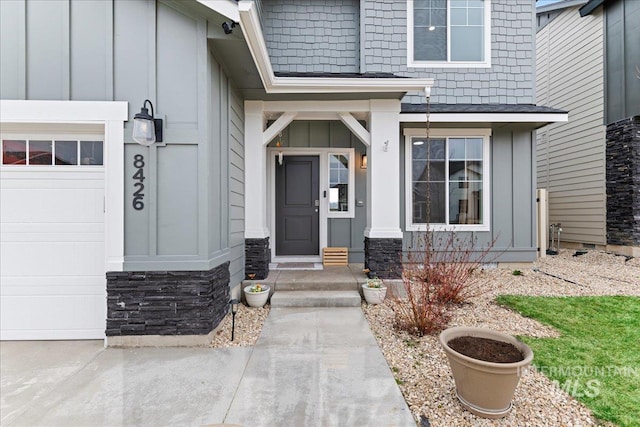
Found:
1,340 -> 252,426
1,307 -> 414,427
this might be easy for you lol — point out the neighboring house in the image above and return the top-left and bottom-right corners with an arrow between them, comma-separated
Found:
0,0 -> 566,343
535,0 -> 640,255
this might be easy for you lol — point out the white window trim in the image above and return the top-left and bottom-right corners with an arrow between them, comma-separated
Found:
406,0 -> 492,68
1,137 -> 105,167
327,151 -> 356,219
404,128 -> 491,232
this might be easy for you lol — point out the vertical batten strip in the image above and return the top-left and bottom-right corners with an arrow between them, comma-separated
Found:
196,16 -> 208,258
62,0 -> 70,100
106,1 -> 114,101
18,1 -> 26,99
147,0 -> 158,256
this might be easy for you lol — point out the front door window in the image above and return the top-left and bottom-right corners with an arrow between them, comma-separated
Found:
327,151 -> 355,218
329,154 -> 349,212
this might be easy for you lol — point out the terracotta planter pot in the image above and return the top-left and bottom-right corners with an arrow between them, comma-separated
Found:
243,285 -> 270,307
362,284 -> 387,304
439,326 -> 534,419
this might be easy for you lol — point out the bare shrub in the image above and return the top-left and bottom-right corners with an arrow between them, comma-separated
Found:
388,231 -> 497,336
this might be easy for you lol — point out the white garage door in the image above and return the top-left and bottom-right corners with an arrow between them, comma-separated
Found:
1,136 -> 106,340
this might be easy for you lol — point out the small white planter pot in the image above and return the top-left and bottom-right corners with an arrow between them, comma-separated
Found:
244,285 -> 270,308
362,284 -> 387,305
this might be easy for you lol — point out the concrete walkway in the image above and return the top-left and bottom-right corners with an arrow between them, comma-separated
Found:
1,308 -> 414,427
224,307 -> 414,426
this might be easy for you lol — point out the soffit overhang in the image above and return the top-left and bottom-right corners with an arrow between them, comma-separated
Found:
233,1 -> 433,99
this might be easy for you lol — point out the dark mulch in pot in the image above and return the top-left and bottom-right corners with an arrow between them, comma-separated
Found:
448,336 -> 524,363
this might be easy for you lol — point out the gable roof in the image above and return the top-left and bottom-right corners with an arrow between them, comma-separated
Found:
580,0 -> 605,16
400,103 -> 568,129
401,104 -> 566,114
536,0 -> 588,14
274,72 -> 406,79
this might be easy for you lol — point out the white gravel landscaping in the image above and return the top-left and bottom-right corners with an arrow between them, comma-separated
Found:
364,249 -> 639,426
210,304 -> 270,348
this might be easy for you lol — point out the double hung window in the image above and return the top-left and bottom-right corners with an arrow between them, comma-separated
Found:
408,0 -> 491,67
405,129 -> 490,231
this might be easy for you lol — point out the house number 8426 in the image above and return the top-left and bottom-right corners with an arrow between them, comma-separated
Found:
132,154 -> 145,210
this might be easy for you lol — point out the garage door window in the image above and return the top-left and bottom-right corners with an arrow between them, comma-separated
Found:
2,139 -> 103,166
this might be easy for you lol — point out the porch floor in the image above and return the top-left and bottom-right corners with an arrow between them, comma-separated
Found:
243,263 -> 369,293
242,264 -> 368,307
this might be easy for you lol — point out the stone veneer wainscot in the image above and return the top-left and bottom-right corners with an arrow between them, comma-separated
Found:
106,262 -> 230,336
606,116 -> 640,246
364,237 -> 402,279
245,237 -> 271,280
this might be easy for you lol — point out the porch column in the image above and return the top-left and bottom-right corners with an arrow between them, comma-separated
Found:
244,101 -> 271,279
365,99 -> 403,279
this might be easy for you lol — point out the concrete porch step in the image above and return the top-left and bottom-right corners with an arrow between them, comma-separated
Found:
275,280 -> 360,292
270,290 -> 362,308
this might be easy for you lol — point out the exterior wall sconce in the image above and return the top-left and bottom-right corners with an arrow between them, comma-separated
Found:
132,99 -> 163,146
361,153 -> 367,169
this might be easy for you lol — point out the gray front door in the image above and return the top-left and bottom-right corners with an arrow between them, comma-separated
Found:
275,155 -> 320,255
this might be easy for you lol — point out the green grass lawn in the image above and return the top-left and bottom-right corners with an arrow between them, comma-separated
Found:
496,295 -> 640,427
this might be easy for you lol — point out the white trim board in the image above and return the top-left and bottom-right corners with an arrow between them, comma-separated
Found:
267,147 -> 356,261
0,100 -> 127,274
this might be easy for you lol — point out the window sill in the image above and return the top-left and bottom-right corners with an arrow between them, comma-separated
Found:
328,212 -> 355,219
407,60 -> 491,69
406,223 -> 490,232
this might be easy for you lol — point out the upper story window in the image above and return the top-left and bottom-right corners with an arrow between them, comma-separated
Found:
407,0 -> 491,68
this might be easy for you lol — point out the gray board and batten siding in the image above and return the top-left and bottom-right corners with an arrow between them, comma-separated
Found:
400,124 -> 538,263
261,0 -> 536,105
601,0 -> 640,124
267,121 -> 368,262
0,0 -> 245,286
535,4 -> 607,246
272,121 -> 538,263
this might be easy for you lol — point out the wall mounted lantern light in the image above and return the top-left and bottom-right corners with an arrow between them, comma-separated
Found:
360,153 -> 367,169
132,99 -> 163,146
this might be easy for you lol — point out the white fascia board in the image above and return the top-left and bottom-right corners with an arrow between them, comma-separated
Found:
269,76 -> 435,93
0,100 -> 128,123
400,112 -> 569,123
196,0 -> 240,21
238,1 -> 434,95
